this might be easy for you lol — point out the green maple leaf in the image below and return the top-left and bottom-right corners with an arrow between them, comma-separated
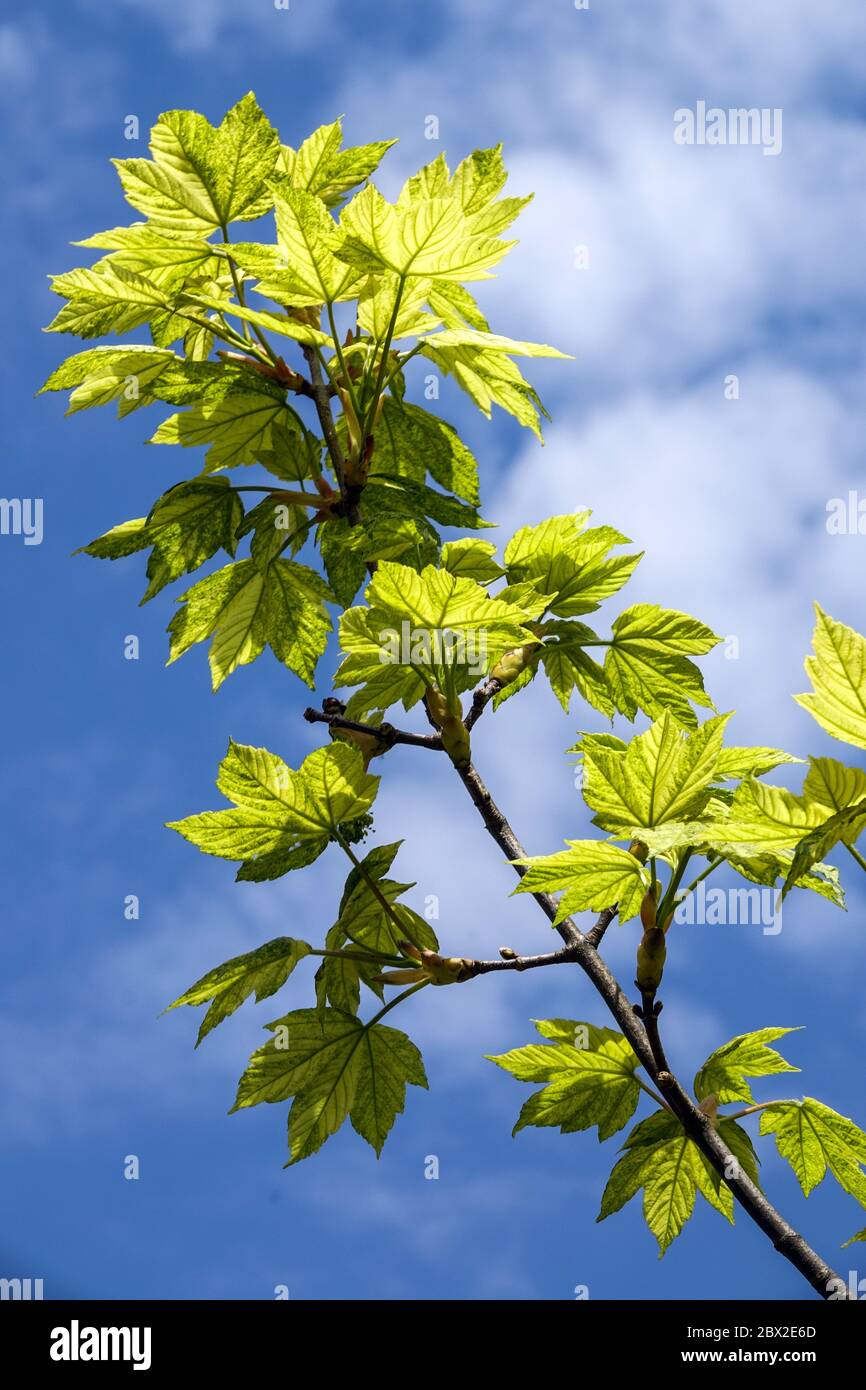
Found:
334,606 -> 426,720
365,559 -> 531,642
338,183 -> 514,283
712,746 -> 803,781
439,538 -> 503,582
167,937 -> 312,1045
168,740 -> 378,866
362,474 -> 485,531
249,183 -> 366,306
40,344 -> 177,415
74,223 -> 222,283
782,800 -> 866,900
149,386 -> 299,473
335,560 -> 537,712
421,340 -> 551,437
803,756 -> 866,823
603,604 -> 720,728
235,837 -> 328,885
580,711 -> 730,835
277,118 -> 395,209
599,1110 -> 759,1255
760,1098 -> 866,1210
78,477 -> 243,603
373,399 -> 480,504
316,844 -> 438,1015
231,1007 -> 427,1163
503,513 -> 641,619
537,622 -> 613,715
513,840 -> 649,924
694,1028 -> 801,1106
168,556 -> 332,689
113,92 -> 280,234
700,778 -> 830,855
45,263 -> 170,339
779,754 -> 866,898
488,1021 -> 641,1141
795,605 -> 866,750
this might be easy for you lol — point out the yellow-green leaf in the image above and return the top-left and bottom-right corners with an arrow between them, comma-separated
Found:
795,605 -> 866,750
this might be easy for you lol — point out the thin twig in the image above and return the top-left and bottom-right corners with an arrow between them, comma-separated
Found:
585,906 -> 618,949
466,945 -> 578,976
635,994 -> 670,1074
464,676 -> 502,731
304,705 -> 443,751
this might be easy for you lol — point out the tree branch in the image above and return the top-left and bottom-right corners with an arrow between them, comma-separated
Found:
585,906 -> 618,949
304,704 -> 443,751
302,344 -> 349,504
451,760 -> 583,947
450,752 -> 853,1300
464,676 -> 502,731
635,994 -> 670,1074
466,944 -> 578,976
299,704 -> 853,1298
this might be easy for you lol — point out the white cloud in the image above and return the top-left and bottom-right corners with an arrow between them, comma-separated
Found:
99,0 -> 341,56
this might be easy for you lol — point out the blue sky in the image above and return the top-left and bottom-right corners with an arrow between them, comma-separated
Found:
2,0 -> 866,1300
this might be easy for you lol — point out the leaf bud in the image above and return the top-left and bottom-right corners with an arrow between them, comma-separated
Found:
423,689 -> 452,729
636,926 -> 667,993
639,884 -> 659,931
490,642 -> 539,688
439,714 -> 471,768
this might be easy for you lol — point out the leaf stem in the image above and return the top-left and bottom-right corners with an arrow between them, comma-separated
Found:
656,846 -> 694,926
325,300 -> 363,424
381,341 -> 422,394
366,980 -> 429,1028
635,1074 -> 671,1111
334,832 -> 426,951
310,946 -> 409,966
676,855 -> 724,902
361,272 -> 407,440
220,224 -> 253,344
844,841 -> 866,876
219,227 -> 287,368
727,1099 -> 801,1121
